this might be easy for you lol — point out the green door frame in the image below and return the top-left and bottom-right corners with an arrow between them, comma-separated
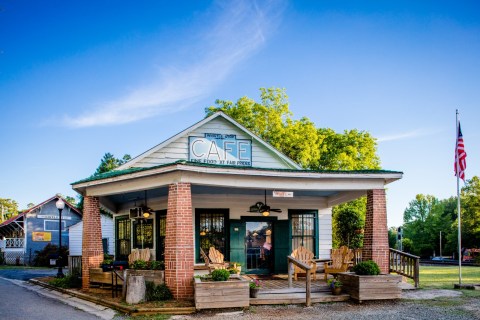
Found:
241,216 -> 277,274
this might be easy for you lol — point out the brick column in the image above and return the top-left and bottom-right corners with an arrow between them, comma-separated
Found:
81,196 -> 104,290
363,189 -> 389,273
165,183 -> 194,299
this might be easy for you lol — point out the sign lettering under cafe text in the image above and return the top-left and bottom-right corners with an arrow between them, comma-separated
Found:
188,133 -> 252,167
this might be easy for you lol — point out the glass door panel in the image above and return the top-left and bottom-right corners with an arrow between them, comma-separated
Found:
245,221 -> 273,274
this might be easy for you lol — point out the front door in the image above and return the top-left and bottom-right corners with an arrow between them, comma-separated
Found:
245,221 -> 273,274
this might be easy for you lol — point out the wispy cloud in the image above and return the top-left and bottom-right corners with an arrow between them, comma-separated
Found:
62,0 -> 285,128
377,128 -> 443,142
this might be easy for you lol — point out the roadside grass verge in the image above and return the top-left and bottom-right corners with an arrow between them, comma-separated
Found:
416,266 -> 480,289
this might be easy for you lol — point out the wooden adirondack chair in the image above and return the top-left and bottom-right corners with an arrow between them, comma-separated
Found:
208,247 -> 229,268
200,247 -> 228,271
128,248 -> 151,265
324,245 -> 354,280
291,246 -> 317,281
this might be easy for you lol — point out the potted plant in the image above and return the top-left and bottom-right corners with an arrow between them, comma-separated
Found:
100,258 -> 113,272
327,278 -> 343,295
249,279 -> 261,298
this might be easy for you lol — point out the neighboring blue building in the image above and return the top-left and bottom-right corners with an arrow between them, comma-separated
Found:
0,195 -> 82,264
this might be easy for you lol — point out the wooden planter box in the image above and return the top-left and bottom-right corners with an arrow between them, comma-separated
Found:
337,272 -> 402,303
89,268 -> 124,286
194,275 -> 249,310
126,269 -> 165,286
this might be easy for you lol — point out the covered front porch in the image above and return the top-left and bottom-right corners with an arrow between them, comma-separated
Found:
72,160 -> 401,300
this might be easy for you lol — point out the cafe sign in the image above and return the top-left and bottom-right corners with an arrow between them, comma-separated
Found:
188,133 -> 252,167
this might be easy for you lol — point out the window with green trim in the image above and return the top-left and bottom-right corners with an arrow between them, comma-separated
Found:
133,219 -> 153,249
116,216 -> 131,261
196,209 -> 228,263
290,211 -> 317,256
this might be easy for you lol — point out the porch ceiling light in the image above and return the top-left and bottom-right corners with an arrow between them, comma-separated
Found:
247,190 -> 281,216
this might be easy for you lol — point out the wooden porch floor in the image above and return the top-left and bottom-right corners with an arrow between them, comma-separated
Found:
243,275 -> 350,305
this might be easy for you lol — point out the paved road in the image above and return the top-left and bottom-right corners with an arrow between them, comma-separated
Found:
0,266 -> 57,280
0,268 -> 119,319
0,277 -> 105,320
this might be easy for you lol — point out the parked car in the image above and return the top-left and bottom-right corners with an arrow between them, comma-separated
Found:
431,257 -> 457,262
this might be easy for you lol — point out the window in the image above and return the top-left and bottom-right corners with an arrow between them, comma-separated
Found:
116,216 -> 131,261
290,211 -> 317,256
195,209 -> 228,263
44,220 -> 66,231
133,219 -> 153,249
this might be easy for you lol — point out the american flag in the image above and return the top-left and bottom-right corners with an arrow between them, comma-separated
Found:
455,122 -> 467,181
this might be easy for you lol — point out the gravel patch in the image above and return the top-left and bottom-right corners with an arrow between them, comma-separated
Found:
403,289 -> 463,300
174,295 -> 480,320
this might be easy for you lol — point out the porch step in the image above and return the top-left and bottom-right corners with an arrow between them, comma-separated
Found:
250,291 -> 350,305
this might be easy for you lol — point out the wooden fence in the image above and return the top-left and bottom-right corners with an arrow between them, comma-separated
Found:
68,255 -> 82,276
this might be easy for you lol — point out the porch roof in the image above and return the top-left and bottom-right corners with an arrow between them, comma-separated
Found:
72,160 -> 402,186
71,160 -> 402,207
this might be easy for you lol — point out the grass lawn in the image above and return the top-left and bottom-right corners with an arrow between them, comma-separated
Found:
417,265 -> 480,289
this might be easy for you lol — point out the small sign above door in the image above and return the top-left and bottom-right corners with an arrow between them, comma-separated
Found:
273,191 -> 294,198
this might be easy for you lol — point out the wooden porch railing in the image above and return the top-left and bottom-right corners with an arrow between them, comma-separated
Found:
287,255 -> 312,307
389,248 -> 420,288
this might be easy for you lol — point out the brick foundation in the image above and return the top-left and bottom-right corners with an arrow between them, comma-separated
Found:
363,189 -> 389,273
81,196 -> 104,290
165,183 -> 194,299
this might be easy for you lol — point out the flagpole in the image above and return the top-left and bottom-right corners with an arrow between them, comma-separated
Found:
456,109 -> 462,285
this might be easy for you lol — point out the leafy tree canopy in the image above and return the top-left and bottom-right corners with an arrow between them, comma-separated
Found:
206,87 -> 380,170
0,198 -> 19,223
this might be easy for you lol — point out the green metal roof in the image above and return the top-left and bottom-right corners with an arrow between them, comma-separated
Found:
71,160 -> 403,185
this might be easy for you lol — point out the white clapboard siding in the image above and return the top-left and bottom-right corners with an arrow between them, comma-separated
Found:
133,116 -> 292,169
68,214 -> 114,256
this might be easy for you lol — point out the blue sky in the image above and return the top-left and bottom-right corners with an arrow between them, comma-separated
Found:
1,1 -> 479,227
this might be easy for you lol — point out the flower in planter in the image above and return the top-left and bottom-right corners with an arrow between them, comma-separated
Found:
249,279 -> 262,289
327,278 -> 343,289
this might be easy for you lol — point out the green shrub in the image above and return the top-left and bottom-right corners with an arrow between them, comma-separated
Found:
33,243 -> 69,267
211,268 -> 230,281
131,259 -> 149,270
48,274 -> 81,289
145,281 -> 173,301
149,260 -> 164,270
352,260 -> 381,275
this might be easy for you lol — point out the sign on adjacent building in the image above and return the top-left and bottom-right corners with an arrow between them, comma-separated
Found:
32,232 -> 52,242
37,215 -> 72,220
189,133 -> 252,167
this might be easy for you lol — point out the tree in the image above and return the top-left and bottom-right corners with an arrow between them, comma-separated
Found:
403,194 -> 439,257
95,153 -> 131,175
388,227 -> 398,249
332,198 -> 365,248
0,198 -> 19,223
458,176 -> 480,249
